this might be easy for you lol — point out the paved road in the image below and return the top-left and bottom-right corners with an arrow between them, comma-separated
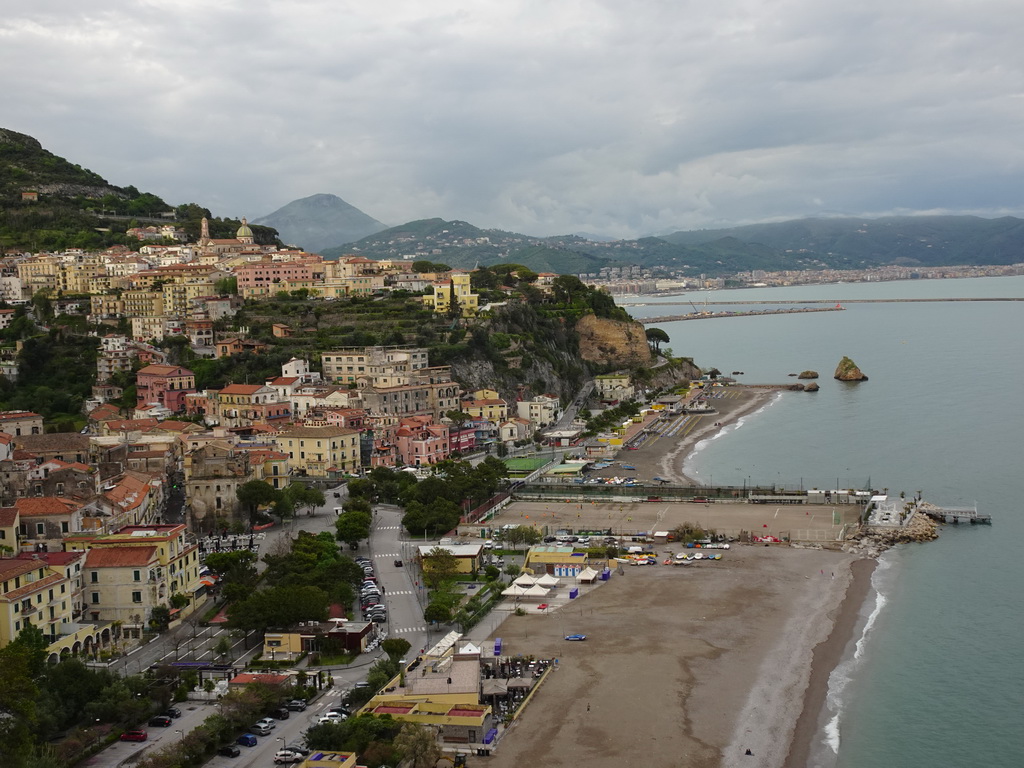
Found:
91,483 -> 441,766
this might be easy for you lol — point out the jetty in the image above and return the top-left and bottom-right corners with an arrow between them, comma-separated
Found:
919,503 -> 991,525
641,306 -> 844,324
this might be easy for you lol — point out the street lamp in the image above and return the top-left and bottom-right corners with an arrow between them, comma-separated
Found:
174,729 -> 183,741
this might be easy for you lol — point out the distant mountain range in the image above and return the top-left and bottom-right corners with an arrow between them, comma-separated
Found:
4,127 -> 1024,275
253,193 -> 387,253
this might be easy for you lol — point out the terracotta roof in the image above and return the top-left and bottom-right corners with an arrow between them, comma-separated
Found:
1,572 -> 63,600
0,507 -> 18,526
138,364 -> 193,376
268,377 -> 299,386
0,558 -> 37,581
219,384 -> 265,395
0,411 -> 42,422
14,497 -> 80,517
229,672 -> 291,686
85,546 -> 158,568
15,550 -> 83,567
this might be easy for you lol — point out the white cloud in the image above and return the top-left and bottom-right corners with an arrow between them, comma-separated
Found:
3,0 -> 1024,238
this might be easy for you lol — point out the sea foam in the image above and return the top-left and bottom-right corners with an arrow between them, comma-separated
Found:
820,554 -> 895,757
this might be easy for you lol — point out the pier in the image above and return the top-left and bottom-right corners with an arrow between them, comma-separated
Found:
919,504 -> 991,525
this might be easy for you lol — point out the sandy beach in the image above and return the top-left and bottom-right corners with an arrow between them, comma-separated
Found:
471,386 -> 874,768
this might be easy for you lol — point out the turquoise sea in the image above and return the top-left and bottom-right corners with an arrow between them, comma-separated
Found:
620,276 -> 1024,767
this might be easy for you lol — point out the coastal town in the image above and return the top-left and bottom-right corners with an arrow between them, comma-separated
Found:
0,213 -> 990,768
0,205 -> 999,768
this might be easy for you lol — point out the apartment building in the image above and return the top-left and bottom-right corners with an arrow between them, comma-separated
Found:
273,426 -> 361,477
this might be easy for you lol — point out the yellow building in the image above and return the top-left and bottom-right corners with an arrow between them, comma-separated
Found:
359,639 -> 494,749
461,398 -> 508,422
418,544 -> 483,574
423,271 -> 479,317
64,523 -> 203,638
523,545 -> 589,576
122,289 -> 165,317
299,753 -> 357,768
273,426 -> 361,476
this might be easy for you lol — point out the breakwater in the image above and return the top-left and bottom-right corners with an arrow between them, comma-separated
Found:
641,306 -> 844,324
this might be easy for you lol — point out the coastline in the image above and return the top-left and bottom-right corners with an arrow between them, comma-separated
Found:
784,557 -> 877,768
661,386 -> 779,485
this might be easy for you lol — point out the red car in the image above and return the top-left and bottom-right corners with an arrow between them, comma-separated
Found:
120,729 -> 148,742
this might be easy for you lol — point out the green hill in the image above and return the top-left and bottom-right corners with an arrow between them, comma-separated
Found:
0,127 -> 281,252
658,215 -> 1024,269
324,218 -> 618,274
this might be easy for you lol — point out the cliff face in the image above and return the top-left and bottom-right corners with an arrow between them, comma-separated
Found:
575,314 -> 651,368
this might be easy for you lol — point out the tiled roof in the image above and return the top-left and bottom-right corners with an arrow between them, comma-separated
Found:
219,384 -> 265,395
0,507 -> 18,526
85,546 -> 158,568
14,497 -> 80,517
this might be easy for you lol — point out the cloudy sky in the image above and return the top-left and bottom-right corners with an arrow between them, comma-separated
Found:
4,0 -> 1024,238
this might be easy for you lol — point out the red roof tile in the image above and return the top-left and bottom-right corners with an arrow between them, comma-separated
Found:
14,497 -> 80,517
85,546 -> 158,568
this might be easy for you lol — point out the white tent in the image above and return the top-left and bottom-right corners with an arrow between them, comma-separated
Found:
535,574 -> 560,587
577,567 -> 600,583
522,585 -> 551,598
501,585 -> 530,597
513,574 -> 537,587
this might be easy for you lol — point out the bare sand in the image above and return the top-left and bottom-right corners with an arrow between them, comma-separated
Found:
480,545 -> 862,768
471,386 -> 874,767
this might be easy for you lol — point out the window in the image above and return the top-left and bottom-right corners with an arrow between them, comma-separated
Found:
91,571 -> 98,583
133,570 -> 141,582
131,591 -> 142,603
91,592 -> 99,604
61,521 -> 69,533
36,522 -> 44,535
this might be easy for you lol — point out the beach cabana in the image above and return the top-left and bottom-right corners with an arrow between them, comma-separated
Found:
522,585 -> 551,599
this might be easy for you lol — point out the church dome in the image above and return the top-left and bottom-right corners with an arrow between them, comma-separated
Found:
236,217 -> 254,239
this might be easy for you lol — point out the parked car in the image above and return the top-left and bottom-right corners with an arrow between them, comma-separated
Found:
564,634 -> 587,641
148,715 -> 172,727
218,744 -> 241,757
269,707 -> 290,720
318,713 -> 346,724
285,699 -> 307,711
285,743 -> 311,755
164,706 -> 182,718
371,614 -> 387,623
237,733 -> 258,747
251,722 -> 273,736
120,729 -> 148,742
394,558 -> 403,567
274,749 -> 305,764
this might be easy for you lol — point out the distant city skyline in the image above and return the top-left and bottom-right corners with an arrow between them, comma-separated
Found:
4,2 -> 1024,239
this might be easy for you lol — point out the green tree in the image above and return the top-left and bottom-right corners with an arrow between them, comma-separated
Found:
646,327 -> 670,352
394,722 -> 442,768
335,510 -> 372,549
421,546 -> 459,589
381,638 -> 411,663
423,601 -> 452,625
235,479 -> 278,525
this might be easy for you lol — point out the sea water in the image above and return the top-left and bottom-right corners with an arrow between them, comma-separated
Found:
620,276 -> 1024,767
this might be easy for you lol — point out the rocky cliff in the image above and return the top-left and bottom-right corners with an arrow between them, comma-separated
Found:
834,356 -> 868,381
575,314 -> 651,368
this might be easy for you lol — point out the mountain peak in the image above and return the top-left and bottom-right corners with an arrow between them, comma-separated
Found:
253,194 -> 387,252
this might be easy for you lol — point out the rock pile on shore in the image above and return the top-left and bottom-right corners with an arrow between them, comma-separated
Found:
847,513 -> 939,556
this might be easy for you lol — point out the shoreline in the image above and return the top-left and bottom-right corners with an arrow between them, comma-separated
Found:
784,557 -> 877,767
660,386 -> 779,485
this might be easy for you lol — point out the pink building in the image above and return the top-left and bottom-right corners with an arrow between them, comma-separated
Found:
135,364 -> 196,413
395,417 -> 449,467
